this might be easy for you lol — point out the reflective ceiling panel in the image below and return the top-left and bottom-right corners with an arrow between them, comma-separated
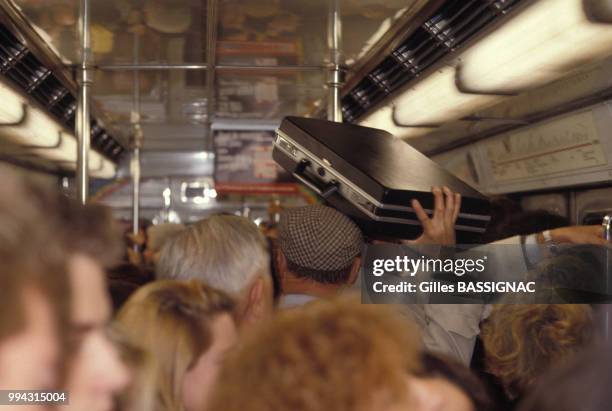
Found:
11,0 -> 412,154
92,68 -> 207,148
217,0 -> 326,68
216,0 -> 410,68
13,0 -> 208,64
215,71 -> 326,120
15,0 -> 410,66
341,0 -> 412,65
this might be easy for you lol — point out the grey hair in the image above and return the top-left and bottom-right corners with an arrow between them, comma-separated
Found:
156,215 -> 270,295
146,223 -> 185,252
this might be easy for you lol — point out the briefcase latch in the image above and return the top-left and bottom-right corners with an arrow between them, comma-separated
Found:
294,159 -> 339,199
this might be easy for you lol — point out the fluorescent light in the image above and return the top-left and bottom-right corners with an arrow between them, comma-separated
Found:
459,0 -> 612,93
91,154 -> 116,179
359,106 -> 404,135
359,105 -> 438,139
360,0 -> 612,137
0,80 -> 116,178
21,131 -> 115,179
0,83 -> 25,124
393,67 -> 500,127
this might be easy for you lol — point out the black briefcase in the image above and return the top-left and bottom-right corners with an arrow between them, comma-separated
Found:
272,116 -> 491,242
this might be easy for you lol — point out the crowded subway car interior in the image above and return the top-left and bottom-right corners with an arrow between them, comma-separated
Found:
4,0 -> 612,410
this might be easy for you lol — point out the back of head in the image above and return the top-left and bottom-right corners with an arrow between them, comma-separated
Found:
115,279 -> 235,411
483,206 -> 569,243
480,304 -> 593,399
209,298 -> 421,411
107,263 -> 155,313
533,246 -> 605,298
156,215 -> 269,295
517,344 -> 612,411
146,223 -> 185,253
277,205 -> 363,284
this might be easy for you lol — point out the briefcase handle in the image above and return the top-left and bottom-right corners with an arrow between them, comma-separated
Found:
293,159 -> 339,199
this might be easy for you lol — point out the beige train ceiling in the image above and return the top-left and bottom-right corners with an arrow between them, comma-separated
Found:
11,0 -> 413,151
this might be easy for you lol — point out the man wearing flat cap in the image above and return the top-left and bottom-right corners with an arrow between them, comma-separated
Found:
273,188 -> 483,366
274,187 -> 461,308
275,204 -> 364,308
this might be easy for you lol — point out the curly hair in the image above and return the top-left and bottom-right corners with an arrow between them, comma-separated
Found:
209,298 -> 422,411
481,304 -> 593,399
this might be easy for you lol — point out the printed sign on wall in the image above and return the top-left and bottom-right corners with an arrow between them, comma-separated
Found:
214,130 -> 289,184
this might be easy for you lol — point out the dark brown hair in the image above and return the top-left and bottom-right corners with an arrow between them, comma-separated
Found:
517,344 -> 612,411
57,197 -> 123,267
0,167 -> 69,345
421,352 -> 494,411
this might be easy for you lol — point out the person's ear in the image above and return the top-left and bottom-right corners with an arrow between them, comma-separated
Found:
347,256 -> 361,285
275,249 -> 288,285
242,276 -> 265,328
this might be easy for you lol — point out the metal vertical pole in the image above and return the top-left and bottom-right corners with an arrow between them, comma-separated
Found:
131,145 -> 141,237
76,0 -> 92,203
327,0 -> 343,122
205,0 -> 218,151
131,32 -> 143,239
601,215 -> 612,342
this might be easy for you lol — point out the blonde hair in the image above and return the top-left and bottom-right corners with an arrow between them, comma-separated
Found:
481,304 -> 593,399
209,298 -> 422,411
108,325 -> 156,411
156,215 -> 269,295
115,280 -> 235,411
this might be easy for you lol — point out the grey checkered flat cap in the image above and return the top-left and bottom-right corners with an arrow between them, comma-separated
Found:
278,205 -> 363,271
